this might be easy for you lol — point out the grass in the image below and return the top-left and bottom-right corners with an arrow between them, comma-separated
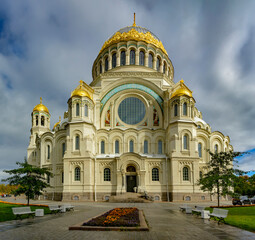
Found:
206,206 -> 255,232
0,202 -> 51,222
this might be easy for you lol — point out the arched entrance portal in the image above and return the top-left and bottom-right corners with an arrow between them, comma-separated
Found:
126,165 -> 137,192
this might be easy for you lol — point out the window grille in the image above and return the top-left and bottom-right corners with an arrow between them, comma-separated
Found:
75,167 -> 80,181
104,168 -> 111,181
152,168 -> 159,181
183,167 -> 189,181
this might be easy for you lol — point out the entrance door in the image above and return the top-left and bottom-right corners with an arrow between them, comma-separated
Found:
126,175 -> 137,192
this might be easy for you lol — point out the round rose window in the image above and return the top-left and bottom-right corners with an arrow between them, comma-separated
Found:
118,97 -> 146,125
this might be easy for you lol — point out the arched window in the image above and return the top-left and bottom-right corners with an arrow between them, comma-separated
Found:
183,167 -> 189,181
104,168 -> 111,181
115,140 -> 119,154
112,53 -> 116,68
99,62 -> 102,73
149,53 -> 153,68
130,50 -> 135,65
163,62 -> 166,73
62,171 -> 64,183
199,171 -> 203,179
75,135 -> 80,150
158,140 -> 162,154
36,115 -> 38,126
129,140 -> 134,153
144,140 -> 148,154
120,51 -> 126,66
174,104 -> 178,116
76,103 -> 80,116
215,144 -> 218,153
183,102 -> 187,116
101,140 -> 105,154
139,51 -> 145,66
105,57 -> 108,72
74,167 -> 80,181
95,66 -> 97,76
198,143 -> 202,157
183,135 -> 188,150
41,116 -> 45,126
62,142 -> 66,157
84,104 -> 88,117
152,168 -> 159,181
156,57 -> 160,71
47,145 -> 50,159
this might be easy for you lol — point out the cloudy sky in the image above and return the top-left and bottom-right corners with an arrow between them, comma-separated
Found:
0,0 -> 255,181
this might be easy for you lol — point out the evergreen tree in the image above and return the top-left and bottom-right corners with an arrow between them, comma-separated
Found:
198,151 -> 246,207
2,158 -> 52,205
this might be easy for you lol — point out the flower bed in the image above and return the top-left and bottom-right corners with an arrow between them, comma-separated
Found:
0,200 -> 48,207
82,207 -> 139,227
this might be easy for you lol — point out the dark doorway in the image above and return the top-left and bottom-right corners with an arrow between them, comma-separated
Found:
126,175 -> 137,192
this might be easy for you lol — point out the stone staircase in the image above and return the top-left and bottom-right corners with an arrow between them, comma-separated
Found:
108,192 -> 152,203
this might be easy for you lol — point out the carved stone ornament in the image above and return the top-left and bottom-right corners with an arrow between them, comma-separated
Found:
149,162 -> 162,167
100,162 -> 113,167
71,161 -> 83,165
180,161 -> 193,166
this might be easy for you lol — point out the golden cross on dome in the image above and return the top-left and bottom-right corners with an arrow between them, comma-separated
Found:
59,116 -> 61,122
40,97 -> 42,104
133,13 -> 136,27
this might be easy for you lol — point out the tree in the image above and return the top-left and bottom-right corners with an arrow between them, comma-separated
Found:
2,158 -> 52,205
198,151 -> 246,207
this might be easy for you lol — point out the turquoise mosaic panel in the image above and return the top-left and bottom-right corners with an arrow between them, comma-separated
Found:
101,83 -> 163,112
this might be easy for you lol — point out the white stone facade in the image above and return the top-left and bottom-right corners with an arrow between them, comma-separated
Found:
27,23 -> 232,202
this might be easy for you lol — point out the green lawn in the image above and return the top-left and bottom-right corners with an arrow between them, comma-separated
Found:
207,206 -> 255,232
0,203 -> 51,222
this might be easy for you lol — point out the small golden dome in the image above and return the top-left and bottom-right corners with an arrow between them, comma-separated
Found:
33,97 -> 49,114
53,116 -> 61,130
171,79 -> 193,99
71,80 -> 92,99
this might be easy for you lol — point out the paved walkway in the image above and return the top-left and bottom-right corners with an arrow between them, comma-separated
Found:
0,199 -> 255,240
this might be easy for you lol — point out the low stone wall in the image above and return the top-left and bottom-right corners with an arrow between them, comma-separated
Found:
170,192 -> 211,202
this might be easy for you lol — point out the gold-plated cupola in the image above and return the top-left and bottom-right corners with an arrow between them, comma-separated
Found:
33,97 -> 49,114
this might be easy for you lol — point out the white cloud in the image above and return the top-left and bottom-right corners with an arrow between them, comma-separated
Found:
0,0 -> 255,172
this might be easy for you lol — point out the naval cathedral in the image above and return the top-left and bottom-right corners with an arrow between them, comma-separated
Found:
27,17 -> 232,202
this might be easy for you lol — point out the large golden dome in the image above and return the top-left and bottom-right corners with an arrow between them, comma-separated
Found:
171,80 -> 193,99
71,80 -> 94,99
33,97 -> 49,114
100,14 -> 167,55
